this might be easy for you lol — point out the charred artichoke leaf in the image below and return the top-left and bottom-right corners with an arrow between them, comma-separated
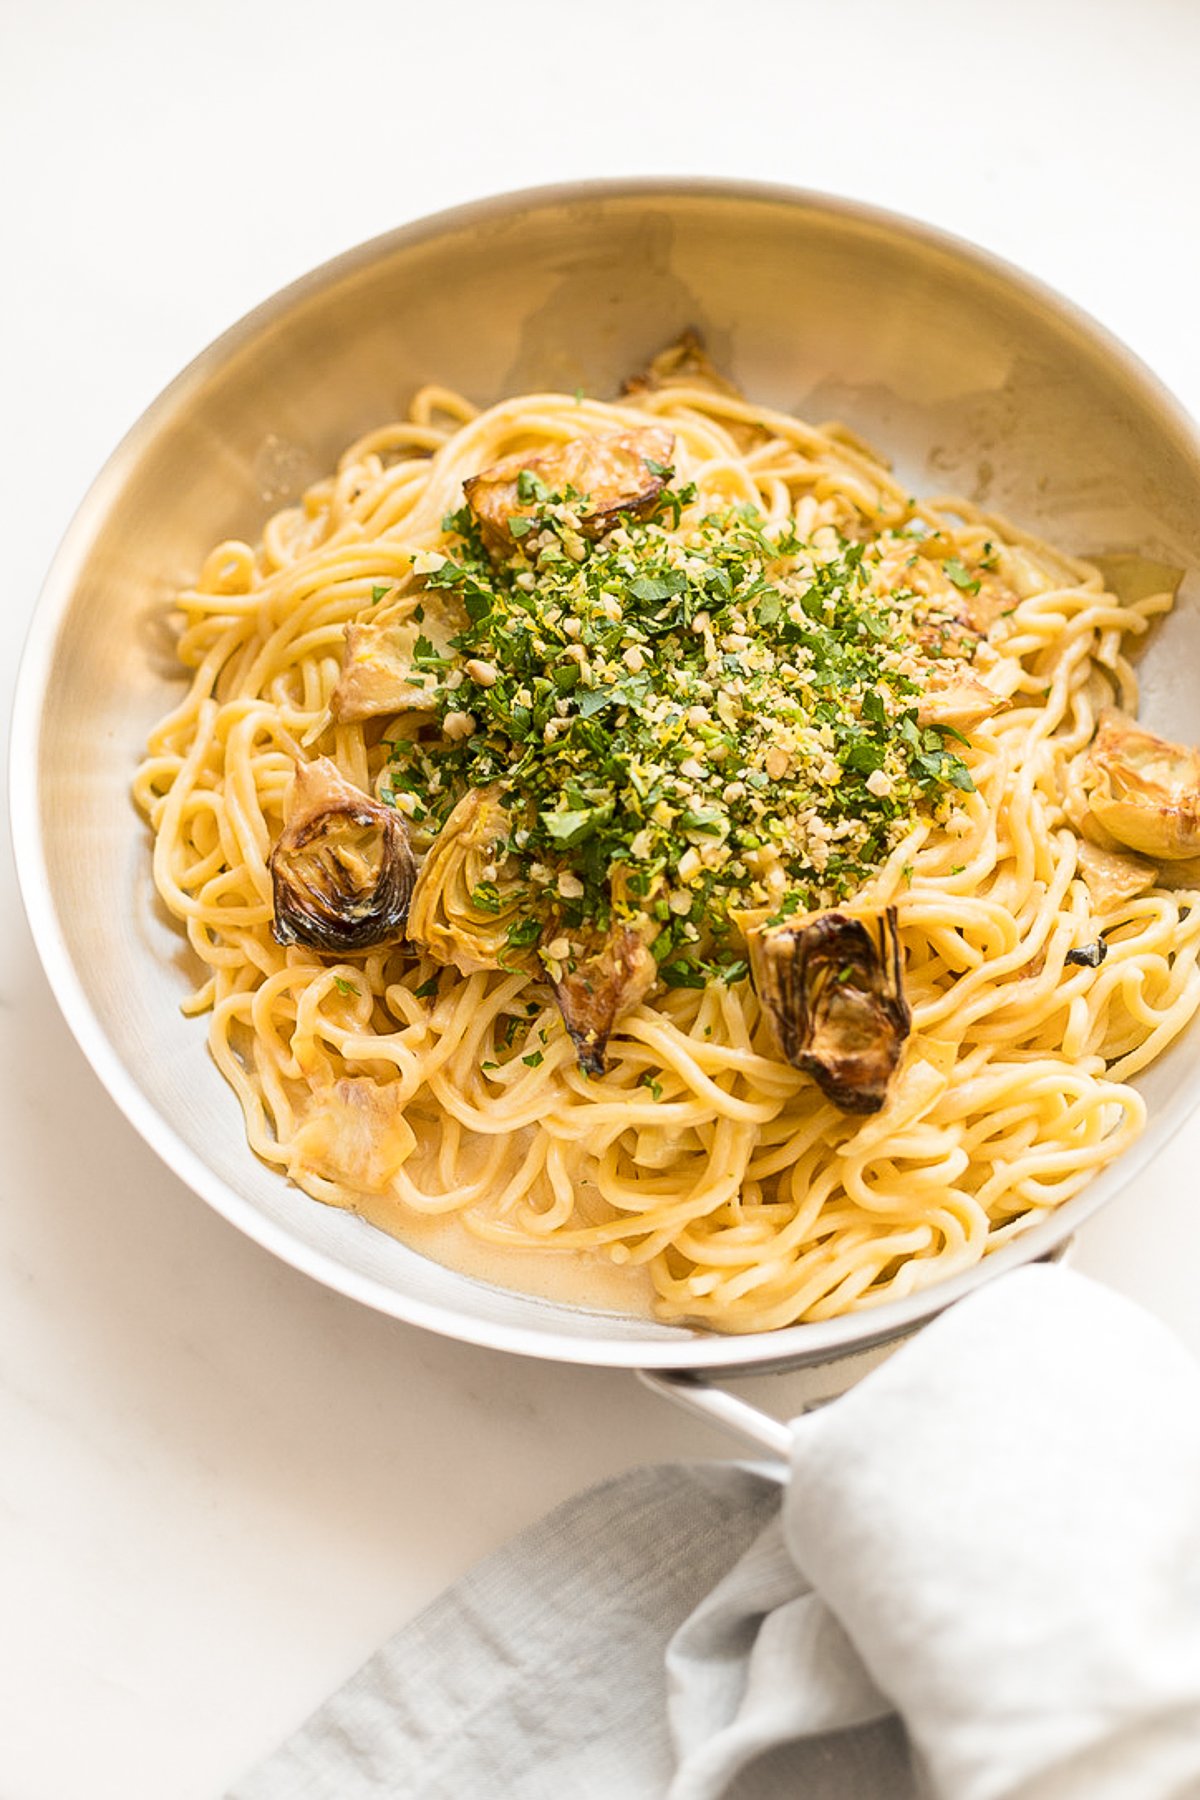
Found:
552,916 -> 658,1078
915,669 -> 1005,732
406,785 -> 531,976
750,908 -> 911,1114
1082,708 -> 1200,860
331,593 -> 466,724
270,758 -> 416,953
463,426 -> 676,555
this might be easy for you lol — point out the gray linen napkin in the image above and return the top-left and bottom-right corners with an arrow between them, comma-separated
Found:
226,1461 -> 781,1800
229,1267 -> 1200,1799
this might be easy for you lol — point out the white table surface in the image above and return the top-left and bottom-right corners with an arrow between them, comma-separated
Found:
5,3 -> 1200,1794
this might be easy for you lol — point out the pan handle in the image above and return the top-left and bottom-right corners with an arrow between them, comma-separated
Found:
636,1368 -> 797,1461
638,1239 -> 1079,1459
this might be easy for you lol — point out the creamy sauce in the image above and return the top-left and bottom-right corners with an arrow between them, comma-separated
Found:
354,1192 -> 656,1316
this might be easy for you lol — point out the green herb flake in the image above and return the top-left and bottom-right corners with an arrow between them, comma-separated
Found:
541,805 -> 610,846
661,960 -> 707,990
505,916 -> 542,949
944,558 -> 981,595
516,468 -> 551,503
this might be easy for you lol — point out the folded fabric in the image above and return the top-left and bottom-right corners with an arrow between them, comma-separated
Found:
669,1264 -> 1200,1799
228,1266 -> 1200,1799
226,1462 -> 780,1800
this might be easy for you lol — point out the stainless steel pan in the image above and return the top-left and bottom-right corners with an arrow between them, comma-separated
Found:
12,180 -> 1200,1393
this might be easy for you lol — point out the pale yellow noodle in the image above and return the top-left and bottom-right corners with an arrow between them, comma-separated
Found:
134,380 -> 1200,1332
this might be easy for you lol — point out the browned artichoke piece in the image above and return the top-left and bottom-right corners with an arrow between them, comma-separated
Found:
269,758 -> 415,953
915,669 -> 1005,732
622,330 -> 743,401
1076,840 -> 1156,910
331,594 -> 465,724
958,575 -> 1021,636
1082,709 -> 1200,860
750,909 -> 911,1114
553,922 -> 658,1077
462,426 -> 676,555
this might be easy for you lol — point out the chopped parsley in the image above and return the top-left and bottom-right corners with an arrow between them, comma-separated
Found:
943,558 -> 981,595
384,476 -> 980,983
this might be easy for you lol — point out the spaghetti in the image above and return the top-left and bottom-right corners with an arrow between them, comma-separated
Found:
134,350 -> 1200,1332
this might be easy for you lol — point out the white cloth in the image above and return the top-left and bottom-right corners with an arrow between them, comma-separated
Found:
669,1264 -> 1200,1799
229,1267 -> 1200,1799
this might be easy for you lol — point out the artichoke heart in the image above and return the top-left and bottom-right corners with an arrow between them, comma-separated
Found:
406,785 -> 530,976
331,593 -> 466,724
750,908 -> 911,1114
1082,709 -> 1200,860
553,915 -> 658,1078
463,426 -> 675,555
289,1077 -> 416,1194
269,758 -> 415,953
915,668 -> 1005,732
1075,840 -> 1157,910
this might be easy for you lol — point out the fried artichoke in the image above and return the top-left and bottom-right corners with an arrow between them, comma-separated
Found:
1075,840 -> 1157,910
289,1077 -> 416,1194
1081,709 -> 1200,860
915,669 -> 1005,732
331,593 -> 466,724
269,758 -> 416,953
406,785 -> 530,976
750,909 -> 911,1114
551,917 -> 658,1078
463,427 -> 675,555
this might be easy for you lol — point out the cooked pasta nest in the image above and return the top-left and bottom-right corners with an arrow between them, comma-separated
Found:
135,340 -> 1200,1333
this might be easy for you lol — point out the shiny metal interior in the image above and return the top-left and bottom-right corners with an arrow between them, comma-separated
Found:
12,179 -> 1200,1370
